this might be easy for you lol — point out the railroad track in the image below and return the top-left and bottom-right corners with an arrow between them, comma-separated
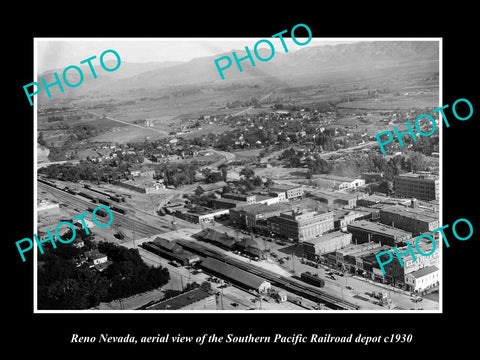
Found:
177,240 -> 359,310
38,181 -> 166,238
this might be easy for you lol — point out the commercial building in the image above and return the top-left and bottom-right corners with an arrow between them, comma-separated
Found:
229,202 -> 293,229
267,210 -> 335,241
332,209 -> 370,231
269,184 -> 304,201
175,208 -> 229,224
405,265 -> 439,293
314,174 -> 365,191
333,242 -> 382,268
373,236 -> 439,287
347,220 -> 412,247
302,231 -> 352,259
379,204 -> 439,236
222,193 -> 256,204
212,197 -> 246,209
394,172 -> 439,201
307,189 -> 366,209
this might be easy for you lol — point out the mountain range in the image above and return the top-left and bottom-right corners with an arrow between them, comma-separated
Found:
36,41 -> 439,99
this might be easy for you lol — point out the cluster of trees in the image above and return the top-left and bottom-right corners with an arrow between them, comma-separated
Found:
201,166 -> 227,183
237,167 -> 265,193
158,162 -> 197,187
38,240 -> 170,310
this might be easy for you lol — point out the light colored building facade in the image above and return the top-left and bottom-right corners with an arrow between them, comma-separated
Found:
267,210 -> 335,241
303,231 -> 352,258
405,265 -> 439,293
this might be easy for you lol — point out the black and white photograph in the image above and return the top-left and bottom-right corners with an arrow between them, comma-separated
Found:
33,37 -> 442,313
6,6 -> 478,355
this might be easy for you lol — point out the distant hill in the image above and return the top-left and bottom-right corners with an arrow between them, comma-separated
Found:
36,41 -> 439,100
109,40 -> 439,88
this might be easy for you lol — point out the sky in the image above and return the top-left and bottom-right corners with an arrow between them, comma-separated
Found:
35,38 -> 358,73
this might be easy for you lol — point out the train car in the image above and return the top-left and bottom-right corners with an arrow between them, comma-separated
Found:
300,272 -> 325,288
78,191 -> 95,200
111,206 -> 127,215
98,198 -> 110,206
65,188 -> 79,195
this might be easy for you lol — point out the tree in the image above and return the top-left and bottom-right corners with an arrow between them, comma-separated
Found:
240,167 -> 255,179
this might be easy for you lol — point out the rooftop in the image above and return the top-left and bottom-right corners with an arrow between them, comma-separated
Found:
199,257 -> 269,290
234,202 -> 293,215
314,174 -> 359,183
303,230 -> 351,246
146,288 -> 212,310
408,265 -> 439,278
269,184 -> 301,192
381,205 -> 438,222
336,242 -> 382,256
396,172 -> 439,181
197,181 -> 227,192
347,220 -> 413,238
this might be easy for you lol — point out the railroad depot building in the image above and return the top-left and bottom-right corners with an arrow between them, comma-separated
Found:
267,210 -> 335,242
394,172 -> 439,201
347,220 -> 413,247
199,257 -> 271,293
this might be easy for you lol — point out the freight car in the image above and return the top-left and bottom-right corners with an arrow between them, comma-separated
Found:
300,272 -> 325,288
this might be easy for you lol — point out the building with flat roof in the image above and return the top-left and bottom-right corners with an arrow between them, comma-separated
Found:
379,204 -> 439,236
373,236 -> 439,287
314,174 -> 365,191
334,242 -> 382,263
394,172 -> 439,201
267,210 -> 335,241
222,193 -> 256,204
303,231 -> 352,259
307,189 -> 366,209
332,209 -> 370,231
229,202 -> 293,229
405,265 -> 439,293
269,184 -> 304,201
212,197 -> 246,209
347,220 -> 412,247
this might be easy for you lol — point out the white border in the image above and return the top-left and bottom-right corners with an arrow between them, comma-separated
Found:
33,37 -> 443,314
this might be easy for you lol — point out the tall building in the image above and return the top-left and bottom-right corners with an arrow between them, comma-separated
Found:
267,210 -> 335,241
394,172 -> 439,201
